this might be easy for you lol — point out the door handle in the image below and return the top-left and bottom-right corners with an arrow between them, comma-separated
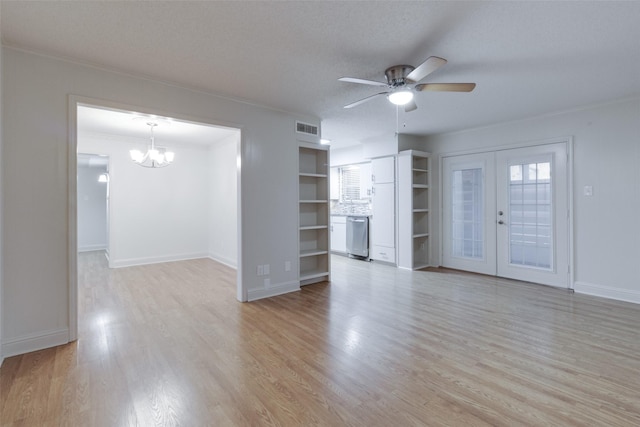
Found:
498,220 -> 505,225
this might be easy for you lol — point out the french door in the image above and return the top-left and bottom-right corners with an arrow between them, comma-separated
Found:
442,143 -> 569,288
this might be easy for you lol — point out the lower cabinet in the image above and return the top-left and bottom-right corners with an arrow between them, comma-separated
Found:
370,244 -> 395,263
330,216 -> 347,253
371,182 -> 396,264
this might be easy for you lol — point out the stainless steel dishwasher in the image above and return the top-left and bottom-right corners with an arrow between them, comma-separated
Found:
346,216 -> 369,259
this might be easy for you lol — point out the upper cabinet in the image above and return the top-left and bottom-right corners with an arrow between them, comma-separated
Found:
330,167 -> 340,200
359,162 -> 372,199
371,156 -> 395,184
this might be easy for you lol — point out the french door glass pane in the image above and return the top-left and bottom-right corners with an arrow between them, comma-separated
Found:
452,168 -> 483,259
508,161 -> 552,269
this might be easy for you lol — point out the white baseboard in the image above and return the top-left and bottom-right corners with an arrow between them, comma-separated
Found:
247,280 -> 300,301
2,328 -> 69,358
574,281 -> 640,305
110,252 -> 209,268
208,253 -> 237,270
78,244 -> 107,252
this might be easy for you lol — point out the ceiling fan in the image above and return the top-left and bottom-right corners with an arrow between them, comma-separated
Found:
339,56 -> 475,112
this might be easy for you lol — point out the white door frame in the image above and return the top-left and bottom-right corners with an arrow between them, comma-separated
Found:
438,137 -> 574,289
68,95 -> 245,341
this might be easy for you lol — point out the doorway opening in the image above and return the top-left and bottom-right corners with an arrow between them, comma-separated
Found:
70,98 -> 243,340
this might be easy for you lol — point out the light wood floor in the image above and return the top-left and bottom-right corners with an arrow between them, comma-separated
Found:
2,252 -> 640,426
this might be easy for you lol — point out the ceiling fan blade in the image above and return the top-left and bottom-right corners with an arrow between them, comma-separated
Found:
339,77 -> 388,87
415,83 -> 476,92
406,56 -> 447,82
344,92 -> 389,109
404,99 -> 418,113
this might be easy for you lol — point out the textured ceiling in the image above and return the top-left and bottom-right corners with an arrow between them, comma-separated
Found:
2,1 -> 640,149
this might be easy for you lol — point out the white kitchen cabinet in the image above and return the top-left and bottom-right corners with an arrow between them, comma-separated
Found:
330,215 -> 347,253
398,150 -> 430,270
371,181 -> 395,264
299,142 -> 330,286
330,167 -> 340,200
359,162 -> 372,199
371,156 -> 395,184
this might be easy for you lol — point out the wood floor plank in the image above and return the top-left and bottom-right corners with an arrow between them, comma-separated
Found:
2,252 -> 640,426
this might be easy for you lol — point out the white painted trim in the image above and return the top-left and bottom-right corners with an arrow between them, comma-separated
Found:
567,137 -> 575,290
574,281 -> 640,305
78,244 -> 107,253
110,253 -> 210,269
247,280 -> 301,302
439,135 -> 572,159
68,97 -> 79,342
2,328 -> 69,358
208,254 -> 237,270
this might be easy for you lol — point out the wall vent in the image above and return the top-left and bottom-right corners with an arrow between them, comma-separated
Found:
296,121 -> 319,136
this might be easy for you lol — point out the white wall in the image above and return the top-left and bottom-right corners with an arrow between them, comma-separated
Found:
330,145 -> 364,167
425,97 -> 640,304
208,133 -> 239,268
1,47 -> 317,357
79,134 -> 211,267
77,162 -> 108,252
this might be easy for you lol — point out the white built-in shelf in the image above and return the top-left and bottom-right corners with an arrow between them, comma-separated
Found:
299,172 -> 328,178
299,249 -> 329,258
298,142 -> 330,286
398,150 -> 431,270
300,270 -> 330,282
299,225 -> 328,230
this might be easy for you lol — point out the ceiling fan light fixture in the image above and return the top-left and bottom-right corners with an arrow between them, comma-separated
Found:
388,90 -> 414,106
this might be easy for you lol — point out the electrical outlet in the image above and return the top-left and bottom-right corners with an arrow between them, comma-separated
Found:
264,264 -> 270,275
285,261 -> 291,272
257,265 -> 264,276
584,185 -> 593,197
420,243 -> 425,250
264,278 -> 270,287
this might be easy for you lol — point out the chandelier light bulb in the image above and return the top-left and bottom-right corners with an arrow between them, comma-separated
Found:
129,121 -> 175,168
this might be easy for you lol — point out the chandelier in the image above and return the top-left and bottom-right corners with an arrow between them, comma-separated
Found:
129,122 -> 175,168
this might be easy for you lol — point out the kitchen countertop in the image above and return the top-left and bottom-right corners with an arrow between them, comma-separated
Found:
331,213 -> 371,217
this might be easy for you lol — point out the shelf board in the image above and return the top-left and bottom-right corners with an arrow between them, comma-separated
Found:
299,225 -> 328,230
413,184 -> 429,189
299,249 -> 329,258
299,172 -> 328,178
413,233 -> 429,238
300,269 -> 330,281
299,200 -> 328,204
413,209 -> 429,213
412,168 -> 428,173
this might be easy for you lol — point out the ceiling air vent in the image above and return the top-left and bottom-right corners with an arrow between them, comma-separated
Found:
296,121 -> 318,136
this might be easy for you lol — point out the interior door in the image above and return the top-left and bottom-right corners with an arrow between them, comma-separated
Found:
443,143 -> 569,288
496,143 -> 569,287
442,153 -> 496,275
